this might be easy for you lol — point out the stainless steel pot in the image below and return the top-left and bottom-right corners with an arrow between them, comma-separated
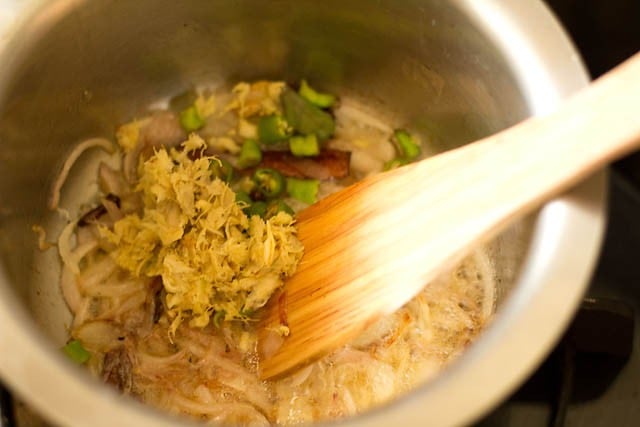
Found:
0,0 -> 605,426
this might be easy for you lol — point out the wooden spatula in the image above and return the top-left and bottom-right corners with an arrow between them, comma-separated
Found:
258,52 -> 640,380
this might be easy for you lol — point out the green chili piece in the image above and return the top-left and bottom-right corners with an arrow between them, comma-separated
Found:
246,201 -> 267,218
235,190 -> 252,207
289,134 -> 320,157
384,157 -> 410,171
253,168 -> 285,198
394,129 -> 421,160
299,80 -> 336,108
209,158 -> 234,183
62,340 -> 91,364
179,106 -> 205,132
287,178 -> 320,204
213,310 -> 226,328
258,114 -> 292,144
282,88 -> 335,142
266,199 -> 295,218
237,139 -> 262,169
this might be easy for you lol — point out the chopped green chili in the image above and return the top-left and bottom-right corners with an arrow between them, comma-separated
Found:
299,80 -> 336,108
235,190 -> 252,207
266,199 -> 295,218
62,340 -> 91,364
253,168 -> 285,198
384,157 -> 409,171
289,134 -> 320,157
209,158 -> 234,183
237,139 -> 262,169
238,189 -> 270,218
394,129 -> 421,160
287,178 -> 320,204
213,310 -> 226,328
246,200 -> 267,218
282,88 -> 335,142
179,106 -> 205,132
258,114 -> 292,144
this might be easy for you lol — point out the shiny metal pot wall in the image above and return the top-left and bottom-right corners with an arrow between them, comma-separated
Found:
0,0 -> 604,426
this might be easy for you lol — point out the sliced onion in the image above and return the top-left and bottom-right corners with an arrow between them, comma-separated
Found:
57,220 -> 79,274
287,364 -> 313,387
199,350 -> 255,380
170,394 -> 269,425
60,265 -> 82,313
71,297 -> 92,329
111,290 -> 147,316
216,374 -> 271,414
334,102 -> 394,134
123,140 -> 144,184
102,196 -> 124,222
341,388 -> 357,415
82,280 -> 144,298
77,256 -> 117,291
257,329 -> 283,360
351,313 -> 404,349
75,224 -> 98,246
49,138 -> 114,210
98,162 -> 128,197
73,320 -> 124,352
137,351 -> 186,372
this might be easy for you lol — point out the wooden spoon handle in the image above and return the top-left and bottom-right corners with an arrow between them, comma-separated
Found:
258,52 -> 640,380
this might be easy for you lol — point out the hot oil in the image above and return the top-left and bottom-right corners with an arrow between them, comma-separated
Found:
31,89 -> 498,425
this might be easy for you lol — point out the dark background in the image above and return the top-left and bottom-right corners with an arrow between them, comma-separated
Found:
479,1 -> 640,426
546,0 -> 639,78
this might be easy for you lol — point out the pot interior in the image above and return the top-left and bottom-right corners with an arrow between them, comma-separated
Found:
0,0 -> 543,424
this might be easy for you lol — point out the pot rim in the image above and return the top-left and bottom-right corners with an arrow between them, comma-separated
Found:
0,1 -> 605,426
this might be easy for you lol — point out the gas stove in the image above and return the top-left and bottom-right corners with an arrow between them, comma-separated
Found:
478,1 -> 640,425
477,170 -> 639,427
1,1 -> 639,426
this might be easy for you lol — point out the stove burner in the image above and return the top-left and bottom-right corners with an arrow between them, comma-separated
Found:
478,297 -> 634,427
550,298 -> 633,426
0,384 -> 14,427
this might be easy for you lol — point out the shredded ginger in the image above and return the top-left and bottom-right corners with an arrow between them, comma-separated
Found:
100,133 -> 303,334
